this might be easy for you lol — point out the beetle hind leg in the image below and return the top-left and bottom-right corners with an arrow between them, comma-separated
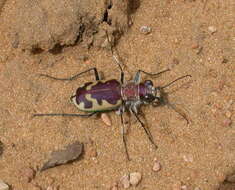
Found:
39,67 -> 100,81
33,111 -> 97,118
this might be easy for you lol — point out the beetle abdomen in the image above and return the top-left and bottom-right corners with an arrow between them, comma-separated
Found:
72,80 -> 122,112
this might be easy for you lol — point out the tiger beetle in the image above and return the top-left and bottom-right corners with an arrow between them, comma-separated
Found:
34,33 -> 191,160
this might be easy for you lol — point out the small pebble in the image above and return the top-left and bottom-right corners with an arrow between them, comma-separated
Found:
101,113 -> 112,126
140,26 -> 151,35
46,186 -> 58,190
128,19 -> 133,26
222,58 -> 228,64
225,99 -> 233,110
20,167 -> 35,183
110,182 -> 118,190
225,111 -> 232,118
174,38 -> 180,44
183,154 -> 193,162
211,108 -> 217,115
196,47 -> 203,54
86,140 -> 97,158
78,55 -> 88,61
208,26 -> 217,34
181,185 -> 187,190
111,186 -> 118,190
84,59 -> 91,64
194,187 -> 201,190
120,174 -> 130,189
152,161 -> 161,172
223,118 -> 232,127
192,43 -> 199,49
172,58 -> 180,65
129,172 -> 142,186
0,180 -> 9,190
172,181 -> 182,190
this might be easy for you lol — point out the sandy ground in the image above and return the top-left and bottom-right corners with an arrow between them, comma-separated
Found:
0,0 -> 234,190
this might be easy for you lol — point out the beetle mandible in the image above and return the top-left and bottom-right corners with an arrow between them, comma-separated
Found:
34,33 -> 191,160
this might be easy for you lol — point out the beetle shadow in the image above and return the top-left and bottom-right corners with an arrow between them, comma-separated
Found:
159,88 -> 191,124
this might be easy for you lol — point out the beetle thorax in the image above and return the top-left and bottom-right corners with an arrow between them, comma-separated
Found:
121,82 -> 140,101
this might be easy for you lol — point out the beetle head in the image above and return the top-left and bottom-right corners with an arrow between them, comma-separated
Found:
142,80 -> 164,106
142,74 -> 192,106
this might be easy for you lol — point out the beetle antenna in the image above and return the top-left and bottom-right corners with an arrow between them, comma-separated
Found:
105,30 -> 124,73
162,75 -> 192,89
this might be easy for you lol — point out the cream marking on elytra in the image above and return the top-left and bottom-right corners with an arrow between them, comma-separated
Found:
72,94 -> 121,112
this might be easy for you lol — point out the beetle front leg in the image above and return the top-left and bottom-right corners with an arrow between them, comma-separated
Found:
167,102 -> 190,124
39,67 -> 100,81
120,111 -> 130,161
131,108 -> 158,149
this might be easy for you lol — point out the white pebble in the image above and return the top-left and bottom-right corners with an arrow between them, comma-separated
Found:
101,113 -> 111,126
183,154 -> 193,162
208,26 -> 217,34
129,172 -> 142,186
120,174 -> 130,189
181,185 -> 187,190
194,187 -> 201,190
0,180 -> 9,190
152,161 -> 161,172
172,181 -> 181,190
140,26 -> 151,35
225,111 -> 232,118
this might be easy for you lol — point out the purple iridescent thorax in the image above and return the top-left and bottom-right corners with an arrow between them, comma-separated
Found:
121,82 -> 149,101
75,79 -> 121,109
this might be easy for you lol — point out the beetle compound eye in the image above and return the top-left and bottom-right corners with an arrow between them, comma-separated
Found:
144,94 -> 155,103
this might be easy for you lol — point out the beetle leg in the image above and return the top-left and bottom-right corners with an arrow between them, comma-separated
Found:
133,69 -> 170,84
120,110 -> 130,161
39,67 -> 100,81
131,108 -> 158,149
167,102 -> 190,124
33,112 -> 97,117
105,30 -> 125,84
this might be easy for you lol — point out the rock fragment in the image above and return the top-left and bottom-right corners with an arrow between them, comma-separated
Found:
140,26 -> 151,35
0,180 -> 9,190
223,118 -> 232,127
152,160 -> 161,172
20,167 -> 35,183
5,0 -> 131,51
129,172 -> 142,186
41,141 -> 83,171
120,174 -> 130,189
208,26 -> 217,34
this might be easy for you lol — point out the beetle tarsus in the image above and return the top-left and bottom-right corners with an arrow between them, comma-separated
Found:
167,103 -> 190,125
